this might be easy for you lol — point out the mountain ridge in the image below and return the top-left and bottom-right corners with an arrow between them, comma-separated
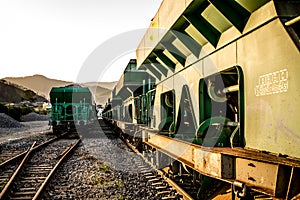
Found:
0,79 -> 47,103
2,74 -> 116,105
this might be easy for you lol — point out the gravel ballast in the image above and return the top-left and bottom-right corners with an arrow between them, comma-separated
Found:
43,121 -> 160,199
21,112 -> 49,122
1,120 -> 160,199
0,113 -> 24,128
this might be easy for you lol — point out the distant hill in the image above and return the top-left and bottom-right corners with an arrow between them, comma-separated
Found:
82,82 -> 116,91
3,75 -> 72,100
0,80 -> 47,103
81,83 -> 113,106
3,74 -> 116,105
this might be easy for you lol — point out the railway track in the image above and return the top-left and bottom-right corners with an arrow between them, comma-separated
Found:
0,135 -> 80,200
126,139 -> 194,200
100,120 -> 194,200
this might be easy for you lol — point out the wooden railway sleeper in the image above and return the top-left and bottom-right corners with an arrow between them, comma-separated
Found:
144,175 -> 157,179
24,171 -> 50,174
138,166 -> 150,170
147,177 -> 163,183
140,170 -> 154,174
156,190 -> 173,196
161,195 -> 181,200
10,197 -> 32,200
155,185 -> 171,190
18,188 -> 36,191
19,179 -> 44,183
142,172 -> 154,176
151,181 -> 166,187
22,176 -> 47,180
0,142 -> 36,200
12,191 -> 36,196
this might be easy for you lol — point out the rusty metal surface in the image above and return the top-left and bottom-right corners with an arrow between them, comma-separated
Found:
235,158 -> 278,195
144,129 -> 300,197
145,129 -> 300,168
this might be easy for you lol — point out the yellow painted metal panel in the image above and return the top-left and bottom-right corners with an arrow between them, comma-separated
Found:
238,19 -> 300,158
203,42 -> 237,77
172,38 -> 191,58
185,24 -> 208,46
217,26 -> 241,48
136,38 -> 146,68
161,76 -> 174,93
235,0 -> 270,13
185,0 -> 193,7
173,73 -> 185,122
158,0 -> 186,31
180,62 -> 203,124
243,1 -> 277,34
136,0 -> 195,69
201,4 -> 232,33
163,49 -> 179,65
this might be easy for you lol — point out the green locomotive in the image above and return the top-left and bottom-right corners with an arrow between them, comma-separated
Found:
49,85 -> 95,133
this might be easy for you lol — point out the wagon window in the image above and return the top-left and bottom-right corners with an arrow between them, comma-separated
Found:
197,66 -> 244,147
159,90 -> 175,134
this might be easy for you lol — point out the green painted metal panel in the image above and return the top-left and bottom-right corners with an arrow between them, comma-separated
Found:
161,40 -> 186,66
143,63 -> 162,80
153,49 -> 176,71
148,57 -> 168,76
170,30 -> 202,57
124,59 -> 137,72
185,14 -> 221,47
236,0 -> 270,12
50,89 -> 92,104
209,0 -> 251,32
50,86 -> 93,124
123,71 -> 148,83
201,4 -> 233,33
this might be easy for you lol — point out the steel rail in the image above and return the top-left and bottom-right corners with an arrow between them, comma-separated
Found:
124,139 -> 193,200
0,132 -> 68,168
0,142 -> 36,199
33,139 -> 81,200
156,169 -> 194,200
0,132 -> 69,200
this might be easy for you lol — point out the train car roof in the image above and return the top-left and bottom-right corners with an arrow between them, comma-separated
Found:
50,86 -> 91,93
136,0 -> 286,82
114,59 -> 155,100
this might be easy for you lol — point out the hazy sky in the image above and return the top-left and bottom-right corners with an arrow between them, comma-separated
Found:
0,0 -> 162,82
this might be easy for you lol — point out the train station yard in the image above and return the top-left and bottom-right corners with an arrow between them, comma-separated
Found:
0,119 -> 183,199
1,0 -> 300,199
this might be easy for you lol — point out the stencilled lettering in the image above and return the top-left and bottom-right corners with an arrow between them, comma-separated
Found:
255,69 -> 288,96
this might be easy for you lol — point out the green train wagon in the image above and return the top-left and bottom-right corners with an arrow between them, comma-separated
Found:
49,85 -> 95,133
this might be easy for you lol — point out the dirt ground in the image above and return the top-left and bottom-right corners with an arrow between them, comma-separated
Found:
0,121 -> 51,144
